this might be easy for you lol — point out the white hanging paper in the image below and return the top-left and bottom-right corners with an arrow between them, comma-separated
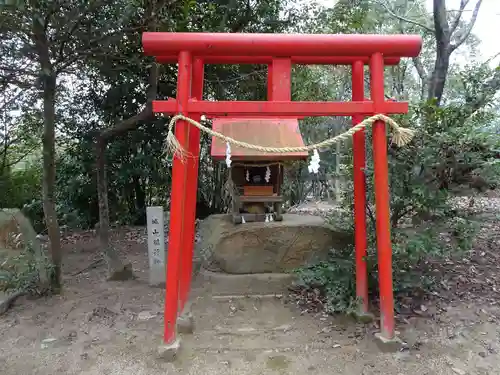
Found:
241,216 -> 246,224
246,170 -> 250,182
225,142 -> 232,168
264,166 -> 271,183
265,214 -> 269,223
308,149 -> 320,174
269,214 -> 274,222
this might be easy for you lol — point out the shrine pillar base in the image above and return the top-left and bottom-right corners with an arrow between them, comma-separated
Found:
374,332 -> 405,352
352,310 -> 375,324
157,339 -> 181,362
177,302 -> 195,334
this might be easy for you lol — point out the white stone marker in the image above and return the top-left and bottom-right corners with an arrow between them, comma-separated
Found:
146,206 -> 166,286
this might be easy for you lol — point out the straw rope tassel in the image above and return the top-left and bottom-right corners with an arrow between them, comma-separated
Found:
165,114 -> 416,161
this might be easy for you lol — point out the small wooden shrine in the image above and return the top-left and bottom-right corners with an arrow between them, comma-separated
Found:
211,117 -> 308,224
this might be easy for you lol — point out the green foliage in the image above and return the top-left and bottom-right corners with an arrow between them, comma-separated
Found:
0,162 -> 45,232
21,199 -> 45,233
0,209 -> 52,295
0,165 -> 41,209
294,246 -> 358,314
297,217 -> 479,314
1,0 -> 296,229
0,0 -> 24,9
364,95 -> 500,228
0,247 -> 53,295
297,63 -> 499,314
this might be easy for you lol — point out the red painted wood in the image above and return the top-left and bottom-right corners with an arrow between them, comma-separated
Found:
164,51 -> 192,345
143,31 -> 420,344
156,55 -> 401,65
370,52 -> 395,339
153,100 -> 408,117
271,58 -> 292,101
351,60 -> 369,314
210,117 -> 308,161
143,33 -> 422,58
179,57 -> 204,312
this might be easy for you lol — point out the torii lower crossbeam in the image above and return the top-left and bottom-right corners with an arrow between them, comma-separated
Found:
152,100 -> 408,117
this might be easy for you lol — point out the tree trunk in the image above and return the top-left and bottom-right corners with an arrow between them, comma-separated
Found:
33,15 -> 63,291
96,137 -> 133,280
388,0 -> 484,106
94,56 -> 159,274
133,176 -> 146,225
124,183 -> 136,219
41,73 -> 63,291
92,0 -> 166,276
427,47 -> 450,104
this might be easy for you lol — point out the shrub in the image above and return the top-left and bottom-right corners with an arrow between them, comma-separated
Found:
295,102 -> 495,314
0,248 -> 53,295
0,209 -> 53,295
296,218 -> 478,314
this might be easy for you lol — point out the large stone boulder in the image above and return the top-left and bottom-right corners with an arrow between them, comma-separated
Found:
195,214 -> 352,274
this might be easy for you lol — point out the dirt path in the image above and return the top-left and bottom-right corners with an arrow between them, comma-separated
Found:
1,279 -> 499,375
1,211 -> 500,374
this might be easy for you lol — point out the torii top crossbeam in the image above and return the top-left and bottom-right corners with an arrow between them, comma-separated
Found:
143,32 -> 421,59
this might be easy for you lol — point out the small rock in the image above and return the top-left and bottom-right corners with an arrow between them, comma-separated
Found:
332,344 -> 341,348
451,368 -> 466,375
486,344 -> 497,354
36,234 -> 49,242
41,337 -> 57,349
137,311 -> 156,321
237,327 -> 256,333
319,327 -> 332,334
80,352 -> 89,360
275,324 -> 291,332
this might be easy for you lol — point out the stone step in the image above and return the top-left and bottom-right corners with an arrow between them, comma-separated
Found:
186,326 -> 352,352
185,295 -> 362,352
190,295 -> 299,330
195,268 -> 296,296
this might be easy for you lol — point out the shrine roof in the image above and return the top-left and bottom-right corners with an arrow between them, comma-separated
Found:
210,117 -> 308,161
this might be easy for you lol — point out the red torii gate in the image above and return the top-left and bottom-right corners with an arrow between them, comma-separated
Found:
142,32 -> 422,348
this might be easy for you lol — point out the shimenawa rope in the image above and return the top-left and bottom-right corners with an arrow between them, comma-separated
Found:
164,113 -> 415,161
